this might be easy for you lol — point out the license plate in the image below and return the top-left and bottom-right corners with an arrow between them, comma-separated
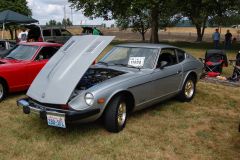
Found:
47,114 -> 66,128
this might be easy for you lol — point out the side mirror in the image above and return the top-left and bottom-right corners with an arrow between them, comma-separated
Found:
160,61 -> 168,69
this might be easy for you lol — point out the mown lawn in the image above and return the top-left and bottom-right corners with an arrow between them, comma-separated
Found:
0,42 -> 239,160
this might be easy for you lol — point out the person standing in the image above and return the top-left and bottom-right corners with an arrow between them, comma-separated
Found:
18,28 -> 28,42
212,29 -> 220,49
93,27 -> 100,35
225,30 -> 232,50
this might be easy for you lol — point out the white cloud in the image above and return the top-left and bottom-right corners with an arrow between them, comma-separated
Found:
26,0 -> 114,27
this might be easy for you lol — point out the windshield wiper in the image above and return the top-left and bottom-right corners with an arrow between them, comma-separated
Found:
5,56 -> 17,60
97,61 -> 109,66
113,63 -> 141,70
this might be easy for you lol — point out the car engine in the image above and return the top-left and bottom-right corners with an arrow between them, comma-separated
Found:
76,68 -> 125,90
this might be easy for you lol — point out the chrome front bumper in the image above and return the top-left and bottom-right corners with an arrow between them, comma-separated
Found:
17,98 -> 100,121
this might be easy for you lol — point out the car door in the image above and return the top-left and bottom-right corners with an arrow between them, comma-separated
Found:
151,48 -> 183,99
25,46 -> 60,85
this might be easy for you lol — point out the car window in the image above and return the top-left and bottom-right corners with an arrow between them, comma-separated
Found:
157,48 -> 178,67
5,45 -> 38,60
61,29 -> 71,36
43,29 -> 51,36
176,49 -> 185,63
53,29 -> 61,36
101,47 -> 159,69
35,46 -> 60,60
0,42 -> 5,50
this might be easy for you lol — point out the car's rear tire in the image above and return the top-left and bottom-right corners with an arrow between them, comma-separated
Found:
178,76 -> 196,102
104,96 -> 127,133
0,80 -> 7,101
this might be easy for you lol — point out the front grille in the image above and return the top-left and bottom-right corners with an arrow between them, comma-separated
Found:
28,98 -> 69,111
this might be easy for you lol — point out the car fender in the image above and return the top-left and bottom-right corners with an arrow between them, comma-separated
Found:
0,76 -> 9,92
180,71 -> 198,90
103,89 -> 135,112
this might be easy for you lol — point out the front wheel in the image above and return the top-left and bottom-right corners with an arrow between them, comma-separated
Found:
0,80 -> 7,101
178,76 -> 196,102
104,96 -> 127,133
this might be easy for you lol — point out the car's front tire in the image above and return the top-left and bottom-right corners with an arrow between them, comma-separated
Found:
0,80 -> 7,101
178,76 -> 196,102
104,96 -> 127,133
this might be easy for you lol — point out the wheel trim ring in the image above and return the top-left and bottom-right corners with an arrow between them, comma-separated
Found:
0,84 -> 3,98
184,80 -> 194,98
117,102 -> 127,127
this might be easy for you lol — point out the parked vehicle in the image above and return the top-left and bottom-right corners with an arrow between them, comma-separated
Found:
22,24 -> 72,44
0,42 -> 62,101
81,26 -> 103,35
41,27 -> 72,44
0,40 -> 16,57
17,36 -> 203,133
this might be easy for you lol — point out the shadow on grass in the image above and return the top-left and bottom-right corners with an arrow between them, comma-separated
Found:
30,98 -> 177,136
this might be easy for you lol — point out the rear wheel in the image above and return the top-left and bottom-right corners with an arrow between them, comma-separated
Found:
104,96 -> 127,133
178,76 -> 196,102
0,80 -> 7,101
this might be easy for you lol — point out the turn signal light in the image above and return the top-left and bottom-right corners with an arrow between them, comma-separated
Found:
97,98 -> 105,104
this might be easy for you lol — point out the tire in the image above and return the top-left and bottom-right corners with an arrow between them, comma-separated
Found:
104,96 -> 127,133
178,76 -> 196,102
0,80 -> 7,101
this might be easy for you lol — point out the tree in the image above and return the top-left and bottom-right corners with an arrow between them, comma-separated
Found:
46,20 -> 57,26
0,0 -> 32,39
62,18 -> 73,29
116,7 -> 150,41
178,0 -> 238,41
69,0 -> 177,43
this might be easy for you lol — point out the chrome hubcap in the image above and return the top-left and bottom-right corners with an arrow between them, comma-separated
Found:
117,102 -> 127,127
185,80 -> 194,98
0,83 -> 3,98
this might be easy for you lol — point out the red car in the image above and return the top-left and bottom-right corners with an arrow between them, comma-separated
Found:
0,42 -> 62,101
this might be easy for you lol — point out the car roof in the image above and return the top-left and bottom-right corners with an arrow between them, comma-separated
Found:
116,43 -> 179,49
19,42 -> 63,47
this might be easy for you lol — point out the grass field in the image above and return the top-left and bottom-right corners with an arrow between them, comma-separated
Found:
0,42 -> 240,160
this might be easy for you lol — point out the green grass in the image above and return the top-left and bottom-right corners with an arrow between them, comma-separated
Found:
0,42 -> 240,160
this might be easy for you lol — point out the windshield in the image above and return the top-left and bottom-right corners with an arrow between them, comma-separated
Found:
100,47 -> 159,69
5,45 -> 38,60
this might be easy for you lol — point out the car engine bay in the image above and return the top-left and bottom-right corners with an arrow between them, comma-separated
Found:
76,68 -> 125,90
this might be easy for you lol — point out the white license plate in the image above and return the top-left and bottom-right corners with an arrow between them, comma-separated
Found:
47,114 -> 66,128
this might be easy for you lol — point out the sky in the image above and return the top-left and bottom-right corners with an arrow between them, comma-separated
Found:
26,0 -> 115,26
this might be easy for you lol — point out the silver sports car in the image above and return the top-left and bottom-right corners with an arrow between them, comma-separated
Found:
17,36 -> 203,132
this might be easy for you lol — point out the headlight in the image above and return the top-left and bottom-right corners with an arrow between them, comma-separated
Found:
85,93 -> 94,106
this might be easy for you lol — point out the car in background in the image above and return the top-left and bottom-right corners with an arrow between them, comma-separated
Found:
41,27 -> 72,44
81,26 -> 103,35
0,40 -> 16,57
21,25 -> 72,44
17,36 -> 203,133
0,42 -> 62,101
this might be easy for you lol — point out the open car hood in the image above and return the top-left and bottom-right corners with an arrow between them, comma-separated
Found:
27,35 -> 115,104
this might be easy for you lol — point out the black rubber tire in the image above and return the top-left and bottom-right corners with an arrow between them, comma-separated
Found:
0,80 -> 7,101
178,76 -> 196,102
104,96 -> 127,133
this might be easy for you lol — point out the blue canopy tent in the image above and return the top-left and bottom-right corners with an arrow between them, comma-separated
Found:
0,10 -> 38,39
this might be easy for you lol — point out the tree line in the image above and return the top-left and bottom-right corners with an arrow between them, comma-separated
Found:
69,0 -> 240,43
46,18 -> 73,28
1,0 -> 240,42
